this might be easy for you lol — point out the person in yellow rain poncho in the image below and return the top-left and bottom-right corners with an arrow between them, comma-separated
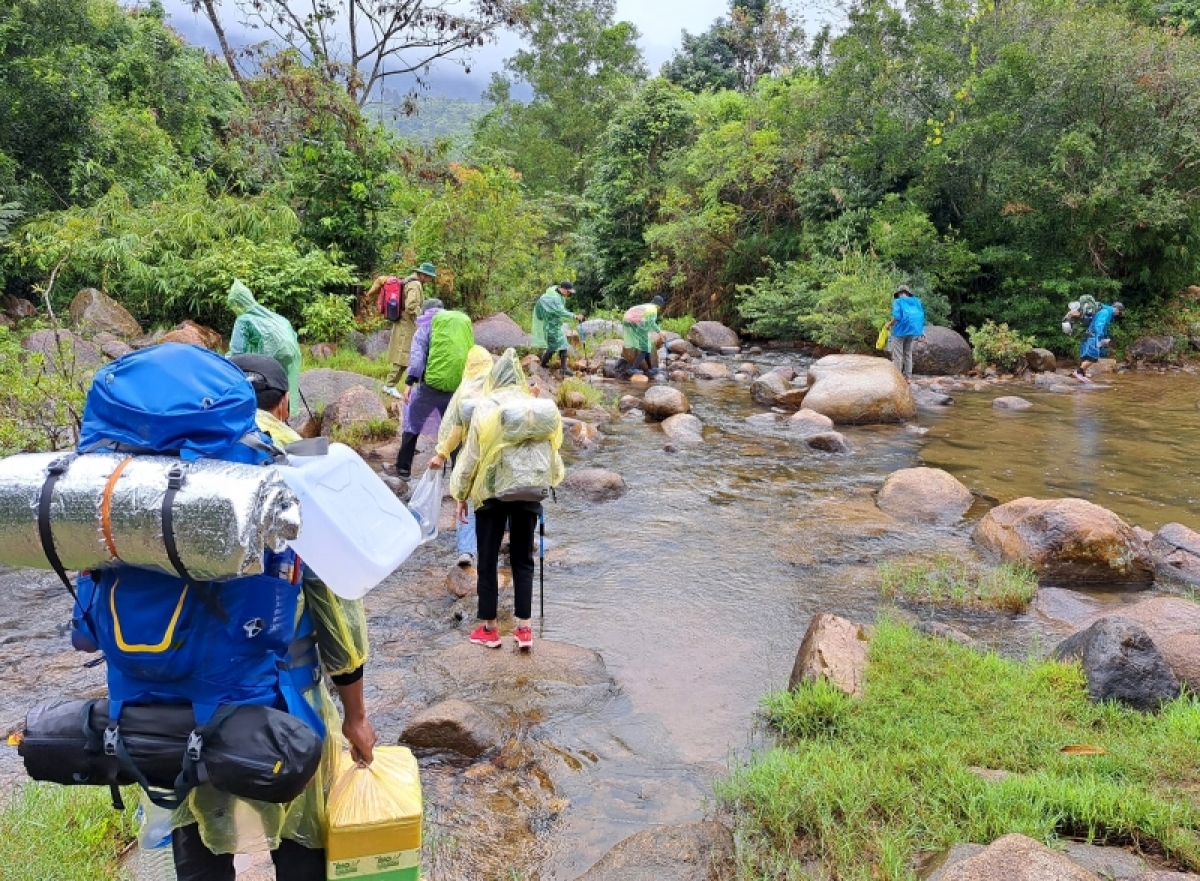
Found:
449,349 -> 565,651
155,353 -> 376,881
227,279 -> 303,418
426,345 -> 494,568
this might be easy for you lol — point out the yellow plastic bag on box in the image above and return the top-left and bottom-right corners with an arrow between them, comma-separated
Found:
875,325 -> 890,350
326,747 -> 423,880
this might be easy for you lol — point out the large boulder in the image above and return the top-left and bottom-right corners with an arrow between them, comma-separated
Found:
687,321 -> 739,353
931,833 -> 1103,881
641,386 -> 690,421
21,328 -> 104,373
1078,596 -> 1200,693
802,354 -> 915,424
362,328 -> 391,359
298,368 -> 384,414
68,288 -> 144,340
1126,335 -> 1176,362
1,295 -> 37,322
472,312 -> 531,351
175,320 -> 223,351
750,371 -> 806,409
877,467 -> 973,524
160,323 -> 211,349
790,408 -> 835,434
1024,348 -> 1058,372
788,613 -> 869,697
694,361 -> 731,381
320,385 -> 390,438
1148,522 -> 1200,587
973,497 -> 1154,585
1053,617 -> 1181,710
660,413 -> 703,444
667,338 -> 701,357
577,822 -> 736,881
399,699 -> 502,758
563,468 -> 627,502
912,326 -> 973,375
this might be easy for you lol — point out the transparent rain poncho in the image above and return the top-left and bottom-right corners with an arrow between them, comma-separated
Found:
435,345 -> 495,460
228,279 -> 303,417
449,349 -> 565,507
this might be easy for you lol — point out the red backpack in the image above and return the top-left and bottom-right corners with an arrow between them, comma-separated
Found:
378,276 -> 404,322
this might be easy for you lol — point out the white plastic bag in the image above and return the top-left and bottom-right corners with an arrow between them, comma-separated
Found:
406,467 -> 443,543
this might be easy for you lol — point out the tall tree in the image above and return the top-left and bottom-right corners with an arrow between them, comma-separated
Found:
189,0 -> 512,107
471,0 -> 646,195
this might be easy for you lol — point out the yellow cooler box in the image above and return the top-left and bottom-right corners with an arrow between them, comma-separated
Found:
326,746 -> 423,881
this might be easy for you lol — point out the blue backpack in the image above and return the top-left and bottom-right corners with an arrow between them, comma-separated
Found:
61,344 -> 324,807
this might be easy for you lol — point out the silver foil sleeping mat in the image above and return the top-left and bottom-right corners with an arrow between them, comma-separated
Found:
0,452 -> 301,580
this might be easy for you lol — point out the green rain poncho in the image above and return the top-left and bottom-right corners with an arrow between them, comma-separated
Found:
622,303 -> 662,352
530,286 -> 575,352
227,279 -> 303,417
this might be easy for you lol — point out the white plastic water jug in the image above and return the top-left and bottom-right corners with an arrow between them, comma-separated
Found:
276,443 -> 421,599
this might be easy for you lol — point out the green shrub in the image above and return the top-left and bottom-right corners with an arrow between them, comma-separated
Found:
967,320 -> 1039,372
659,314 -> 696,337
300,294 -> 357,343
0,325 -> 89,456
555,376 -> 606,410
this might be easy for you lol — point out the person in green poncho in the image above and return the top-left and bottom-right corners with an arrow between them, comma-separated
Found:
531,282 -> 583,376
227,279 -> 303,418
622,296 -> 665,376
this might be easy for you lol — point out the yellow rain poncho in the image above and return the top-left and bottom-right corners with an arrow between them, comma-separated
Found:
227,279 -> 303,417
449,349 -> 565,507
156,408 -> 371,854
435,345 -> 495,460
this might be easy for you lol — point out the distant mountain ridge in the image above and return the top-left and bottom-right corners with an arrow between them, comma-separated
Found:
365,94 -> 490,145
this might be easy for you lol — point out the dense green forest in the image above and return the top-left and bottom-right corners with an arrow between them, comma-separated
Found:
1,0 -> 1198,353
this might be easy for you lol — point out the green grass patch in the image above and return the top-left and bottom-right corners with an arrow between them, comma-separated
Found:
330,416 -> 398,448
659,314 -> 696,337
879,553 -> 1038,612
719,621 -> 1200,880
0,782 -> 137,881
554,376 -> 607,410
301,348 -> 390,380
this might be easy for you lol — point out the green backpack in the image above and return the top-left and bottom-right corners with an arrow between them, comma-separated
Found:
424,310 -> 474,392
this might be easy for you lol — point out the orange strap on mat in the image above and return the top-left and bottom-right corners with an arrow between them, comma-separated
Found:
100,457 -> 135,560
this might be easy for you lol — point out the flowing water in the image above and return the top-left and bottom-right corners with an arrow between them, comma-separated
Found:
2,362 -> 1198,878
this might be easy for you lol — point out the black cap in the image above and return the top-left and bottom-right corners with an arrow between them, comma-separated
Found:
651,296 -> 665,307
230,354 -> 288,396
558,281 -> 575,292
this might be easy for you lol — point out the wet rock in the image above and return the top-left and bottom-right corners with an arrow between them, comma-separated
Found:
1034,372 -> 1083,393
1059,842 -> 1147,879
320,385 -> 389,438
915,621 -> 976,647
577,821 -> 736,881
446,564 -> 474,599
926,844 -> 987,880
1134,873 -> 1200,880
803,354 -> 915,424
687,321 -> 739,353
805,431 -> 851,453
771,365 -> 798,382
473,312 -> 531,351
1078,597 -> 1200,693
877,467 -> 972,524
661,413 -> 703,444
160,323 -> 210,348
1030,587 -> 1107,631
380,474 -> 408,498
930,834 -> 1101,881
594,338 -> 625,359
719,345 -> 740,355
751,371 -> 806,409
788,613 -> 869,697
912,326 -> 973,375
669,370 -> 690,382
310,342 -> 336,360
362,328 -> 391,359
737,361 -> 760,377
630,373 -> 649,386
100,339 -> 133,360
667,338 -> 701,357
68,288 -> 143,340
400,699 -> 502,758
1053,617 -> 1180,710
22,328 -> 104,372
1148,522 -> 1200,586
789,408 -> 834,434
1,294 -> 37,322
618,395 -> 640,412
563,468 -> 627,501
694,361 -> 731,380
346,329 -> 366,355
913,385 -> 955,407
641,385 -> 690,420
564,419 -> 602,450
1126,335 -> 1175,362
993,396 -> 1033,411
1024,348 -> 1057,372
299,368 -> 383,414
973,497 -> 1154,585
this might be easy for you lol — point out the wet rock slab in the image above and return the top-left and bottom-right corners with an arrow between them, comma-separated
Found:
577,821 -> 736,881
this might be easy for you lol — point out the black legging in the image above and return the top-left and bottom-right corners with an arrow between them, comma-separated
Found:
171,823 -> 325,881
475,500 -> 539,621
540,349 -> 568,370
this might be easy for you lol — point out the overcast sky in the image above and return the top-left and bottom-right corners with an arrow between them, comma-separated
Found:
156,1 -> 830,100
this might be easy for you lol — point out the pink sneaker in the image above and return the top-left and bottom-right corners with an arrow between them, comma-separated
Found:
469,625 -> 502,648
513,626 -> 533,650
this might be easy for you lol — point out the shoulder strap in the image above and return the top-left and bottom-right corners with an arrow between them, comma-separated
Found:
162,465 -> 227,622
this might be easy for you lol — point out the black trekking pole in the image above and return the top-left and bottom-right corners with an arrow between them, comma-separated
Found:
539,508 -> 545,619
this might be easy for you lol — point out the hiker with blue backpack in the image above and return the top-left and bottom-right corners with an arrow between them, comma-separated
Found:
227,279 -> 303,418
395,299 -> 475,479
1074,301 -> 1125,382
7,344 -> 377,881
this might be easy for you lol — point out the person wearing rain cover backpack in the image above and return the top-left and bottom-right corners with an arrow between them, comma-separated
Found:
72,352 -> 377,881
449,349 -> 565,651
226,279 -> 304,418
